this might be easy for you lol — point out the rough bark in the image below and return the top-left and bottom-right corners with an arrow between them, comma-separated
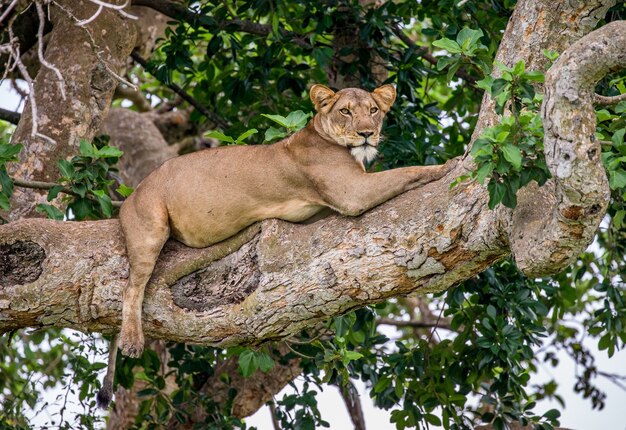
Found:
7,0 -> 137,220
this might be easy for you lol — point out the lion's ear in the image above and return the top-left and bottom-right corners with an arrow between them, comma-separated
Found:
310,84 -> 336,112
371,85 -> 396,113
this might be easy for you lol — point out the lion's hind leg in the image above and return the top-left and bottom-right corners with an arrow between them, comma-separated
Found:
118,201 -> 170,358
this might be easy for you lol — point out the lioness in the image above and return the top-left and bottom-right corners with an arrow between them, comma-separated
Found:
97,84 -> 457,408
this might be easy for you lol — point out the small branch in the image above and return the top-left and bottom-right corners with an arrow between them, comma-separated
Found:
0,0 -> 19,25
594,92 -> 626,105
0,107 -> 20,125
376,317 -> 452,331
131,0 -> 313,50
337,381 -> 366,430
35,1 -> 66,100
268,402 -> 281,430
390,24 -> 478,86
11,177 -> 123,208
130,50 -> 230,129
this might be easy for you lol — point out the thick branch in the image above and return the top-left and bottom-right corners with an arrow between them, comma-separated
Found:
0,166 -> 506,344
508,21 -> 626,275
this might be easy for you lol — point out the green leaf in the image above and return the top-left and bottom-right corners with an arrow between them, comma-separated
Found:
204,131 -> 235,144
264,126 -> 288,142
94,191 -> 113,218
543,408 -> 561,421
261,113 -> 290,128
612,128 -> 625,146
488,181 -> 506,209
284,111 -> 310,130
257,352 -> 275,372
456,28 -> 483,51
0,192 -> 9,211
47,185 -> 64,201
116,184 -> 134,198
79,140 -> 95,158
523,70 -> 545,82
0,143 -> 23,162
501,143 -> 523,169
238,349 -> 258,378
512,60 -> 525,76
97,146 -> 124,159
615,100 -> 626,113
35,203 -> 65,220
609,169 -> 626,190
235,128 -> 258,144
58,159 -> 75,179
475,162 -> 495,184
344,350 -> 363,361
596,109 -> 613,123
432,38 -> 462,54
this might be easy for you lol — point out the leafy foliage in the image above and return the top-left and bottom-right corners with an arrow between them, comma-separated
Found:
35,137 -> 130,221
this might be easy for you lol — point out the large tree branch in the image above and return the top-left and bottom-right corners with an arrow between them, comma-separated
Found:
1,21 -> 624,346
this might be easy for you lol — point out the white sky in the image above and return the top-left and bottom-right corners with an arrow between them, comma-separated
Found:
2,81 -> 625,429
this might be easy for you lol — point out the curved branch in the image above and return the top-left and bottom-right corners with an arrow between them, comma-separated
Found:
508,21 -> 626,275
594,92 -> 626,105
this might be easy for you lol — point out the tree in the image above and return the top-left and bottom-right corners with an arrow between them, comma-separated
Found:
0,0 -> 625,429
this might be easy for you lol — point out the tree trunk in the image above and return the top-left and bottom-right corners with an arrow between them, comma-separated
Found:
7,0 -> 137,220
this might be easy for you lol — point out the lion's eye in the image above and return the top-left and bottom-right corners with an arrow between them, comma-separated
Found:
370,107 -> 379,114
339,108 -> 351,115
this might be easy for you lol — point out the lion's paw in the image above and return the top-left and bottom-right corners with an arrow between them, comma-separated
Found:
119,330 -> 144,358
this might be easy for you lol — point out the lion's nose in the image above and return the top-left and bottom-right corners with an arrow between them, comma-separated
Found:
358,131 -> 373,138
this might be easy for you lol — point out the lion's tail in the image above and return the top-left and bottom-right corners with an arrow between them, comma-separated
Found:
96,334 -> 119,409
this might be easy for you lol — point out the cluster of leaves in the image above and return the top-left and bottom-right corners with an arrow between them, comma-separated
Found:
36,137 -> 132,221
432,28 -> 491,81
205,110 -> 311,145
461,60 -> 550,208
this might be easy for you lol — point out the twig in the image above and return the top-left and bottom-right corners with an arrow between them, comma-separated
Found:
36,1 -> 66,100
376,317 -> 452,331
594,93 -> 626,105
0,0 -> 19,25
0,107 -> 20,125
268,401 -> 281,430
77,0 -> 137,26
11,177 -> 124,207
130,50 -> 230,129
8,29 -> 39,138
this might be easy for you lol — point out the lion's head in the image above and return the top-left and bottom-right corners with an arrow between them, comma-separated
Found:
309,84 -> 396,165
